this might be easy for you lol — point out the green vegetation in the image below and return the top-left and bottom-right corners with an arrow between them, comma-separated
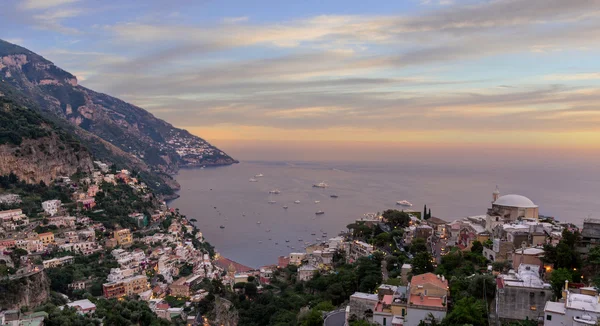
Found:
0,173 -> 74,216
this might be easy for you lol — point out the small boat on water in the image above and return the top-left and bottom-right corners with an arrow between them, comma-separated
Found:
219,225 -> 225,229
269,189 -> 281,194
313,181 -> 328,188
268,200 -> 277,204
249,178 -> 258,182
298,238 -> 303,241
314,200 -> 320,204
294,200 -> 301,204
285,240 -> 290,243
257,221 -> 261,224
396,200 -> 413,207
255,173 -> 264,177
330,194 -> 339,198
283,205 -> 288,209
311,233 -> 316,236
315,210 -> 325,215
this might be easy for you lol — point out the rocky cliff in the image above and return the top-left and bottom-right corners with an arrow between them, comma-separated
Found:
0,271 -> 50,310
0,39 -> 237,187
0,85 -> 93,183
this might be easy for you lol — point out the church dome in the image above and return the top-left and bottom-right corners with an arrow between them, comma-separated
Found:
493,194 -> 537,208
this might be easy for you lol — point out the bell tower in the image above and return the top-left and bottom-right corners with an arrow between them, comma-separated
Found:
492,185 -> 500,202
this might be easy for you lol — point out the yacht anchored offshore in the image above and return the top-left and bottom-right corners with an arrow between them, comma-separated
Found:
269,189 -> 281,194
396,200 -> 413,207
249,178 -> 258,182
255,173 -> 264,177
313,182 -> 328,188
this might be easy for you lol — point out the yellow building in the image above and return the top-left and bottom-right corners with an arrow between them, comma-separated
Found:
38,232 -> 55,246
114,229 -> 132,247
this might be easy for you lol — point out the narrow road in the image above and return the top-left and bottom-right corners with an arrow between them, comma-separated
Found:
382,259 -> 389,281
324,310 -> 346,326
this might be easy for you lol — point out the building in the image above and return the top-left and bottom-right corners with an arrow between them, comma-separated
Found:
348,292 -> 380,321
373,295 -> 394,326
512,247 -> 545,270
405,273 -> 449,326
297,264 -> 318,282
170,274 -> 202,297
42,199 -> 61,216
103,275 -> 148,298
426,217 -> 448,237
496,264 -> 553,323
0,209 -> 29,230
43,256 -> 74,268
288,252 -> 306,265
486,188 -> 539,232
349,241 -> 374,262
47,215 -> 76,228
577,218 -> 600,257
544,286 -> 600,325
66,299 -> 96,314
38,232 -> 55,246
114,229 -> 133,247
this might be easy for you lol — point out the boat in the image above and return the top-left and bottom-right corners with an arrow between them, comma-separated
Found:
257,221 -> 261,224
275,242 -> 278,245
219,225 -> 225,229
298,238 -> 303,241
268,200 -> 277,204
315,210 -> 325,215
322,234 -> 327,237
330,194 -> 339,198
285,240 -> 290,243
249,178 -> 258,182
311,233 -> 316,236
255,173 -> 264,177
269,189 -> 281,194
283,205 -> 288,209
314,200 -> 320,204
396,200 -> 413,207
313,181 -> 328,188
294,200 -> 301,204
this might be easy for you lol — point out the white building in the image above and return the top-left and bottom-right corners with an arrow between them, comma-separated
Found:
544,287 -> 600,326
297,264 -> 318,282
42,200 -> 61,216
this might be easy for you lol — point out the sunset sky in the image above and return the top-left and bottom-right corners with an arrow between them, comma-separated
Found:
2,0 -> 600,149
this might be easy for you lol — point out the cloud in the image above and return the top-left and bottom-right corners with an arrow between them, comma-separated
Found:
223,16 -> 249,24
544,73 -> 600,81
19,0 -> 79,10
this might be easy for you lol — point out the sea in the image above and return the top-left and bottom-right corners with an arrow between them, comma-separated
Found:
170,156 -> 599,268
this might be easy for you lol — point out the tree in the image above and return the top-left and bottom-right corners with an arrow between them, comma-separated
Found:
412,252 -> 434,275
300,309 -> 323,326
470,241 -> 484,255
423,205 -> 427,220
382,210 -> 410,228
550,268 -> 573,298
410,238 -> 428,254
374,232 -> 392,247
244,282 -> 258,297
442,297 -> 487,326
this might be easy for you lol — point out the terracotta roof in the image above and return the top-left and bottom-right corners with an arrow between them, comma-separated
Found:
409,294 -> 444,308
38,232 -> 54,237
410,273 -> 448,288
214,256 -> 254,273
427,216 -> 448,225
156,303 -> 169,310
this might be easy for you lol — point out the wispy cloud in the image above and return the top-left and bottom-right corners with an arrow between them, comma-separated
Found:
19,0 -> 79,10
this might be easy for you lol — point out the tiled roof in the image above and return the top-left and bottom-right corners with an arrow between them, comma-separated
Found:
410,273 -> 448,288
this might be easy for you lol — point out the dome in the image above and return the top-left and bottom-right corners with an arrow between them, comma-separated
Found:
493,194 -> 537,208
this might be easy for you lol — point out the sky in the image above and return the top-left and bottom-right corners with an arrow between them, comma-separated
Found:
2,0 -> 600,153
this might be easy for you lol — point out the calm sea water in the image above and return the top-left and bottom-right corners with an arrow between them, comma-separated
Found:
170,160 -> 599,268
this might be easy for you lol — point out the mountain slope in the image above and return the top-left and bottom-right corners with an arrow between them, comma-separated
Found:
0,39 -> 237,193
0,83 -> 94,184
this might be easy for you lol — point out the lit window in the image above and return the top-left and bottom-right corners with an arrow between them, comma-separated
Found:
530,306 -> 537,311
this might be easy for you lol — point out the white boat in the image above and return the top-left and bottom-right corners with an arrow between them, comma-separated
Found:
283,205 -> 288,209
255,173 -> 264,177
269,189 -> 281,194
314,200 -> 320,204
396,200 -> 413,207
315,210 -> 325,215
313,182 -> 328,188
249,178 -> 258,182
268,200 -> 277,204
294,200 -> 301,204
257,221 -> 261,224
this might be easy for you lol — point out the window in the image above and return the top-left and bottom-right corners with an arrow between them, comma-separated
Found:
383,317 -> 387,326
546,315 -> 552,321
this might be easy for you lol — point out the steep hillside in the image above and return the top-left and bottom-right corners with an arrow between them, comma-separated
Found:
0,85 -> 94,184
0,39 -> 237,181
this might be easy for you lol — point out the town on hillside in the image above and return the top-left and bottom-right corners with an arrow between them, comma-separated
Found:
1,165 -> 599,326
